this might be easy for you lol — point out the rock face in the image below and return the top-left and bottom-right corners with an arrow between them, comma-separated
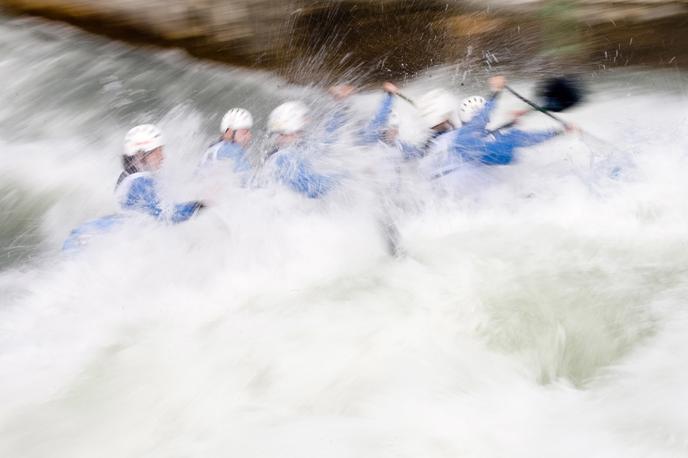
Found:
1,0 -> 687,82
479,0 -> 688,22
0,0 -> 295,65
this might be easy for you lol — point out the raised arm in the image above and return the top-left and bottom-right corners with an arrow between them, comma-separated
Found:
360,92 -> 395,144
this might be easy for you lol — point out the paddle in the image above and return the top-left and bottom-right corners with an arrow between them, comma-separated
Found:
489,76 -> 584,132
505,86 -> 570,127
430,76 -> 586,180
506,77 -> 618,152
395,91 -> 416,107
535,75 -> 584,112
395,76 -> 585,133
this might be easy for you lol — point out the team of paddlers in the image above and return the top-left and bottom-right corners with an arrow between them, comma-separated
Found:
63,75 -> 580,251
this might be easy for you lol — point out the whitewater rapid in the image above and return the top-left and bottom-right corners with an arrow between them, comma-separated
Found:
1,14 -> 688,458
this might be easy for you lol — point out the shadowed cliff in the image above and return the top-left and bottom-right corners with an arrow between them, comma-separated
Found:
1,0 -> 687,83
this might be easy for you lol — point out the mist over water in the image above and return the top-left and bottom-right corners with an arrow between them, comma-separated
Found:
2,14 -> 688,457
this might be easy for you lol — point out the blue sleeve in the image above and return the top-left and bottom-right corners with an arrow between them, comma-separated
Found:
276,155 -> 334,199
462,95 -> 498,131
478,129 -> 560,166
499,129 -> 561,148
125,177 -> 163,218
322,104 -> 350,144
359,93 -> 394,144
126,176 -> 202,223
171,202 -> 204,223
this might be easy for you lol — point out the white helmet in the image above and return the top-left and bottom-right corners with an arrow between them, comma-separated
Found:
417,89 -> 460,129
221,107 -> 253,132
459,96 -> 487,123
124,124 -> 163,156
267,101 -> 309,135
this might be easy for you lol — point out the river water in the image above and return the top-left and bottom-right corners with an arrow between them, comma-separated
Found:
1,14 -> 688,458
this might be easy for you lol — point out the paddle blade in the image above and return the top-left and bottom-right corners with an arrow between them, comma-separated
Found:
536,76 -> 584,112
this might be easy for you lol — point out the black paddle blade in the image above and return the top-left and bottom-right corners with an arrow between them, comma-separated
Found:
536,76 -> 584,112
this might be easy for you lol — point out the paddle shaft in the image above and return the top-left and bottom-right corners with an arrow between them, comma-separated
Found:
396,85 -> 604,144
395,92 -> 416,107
505,85 -> 569,127
397,89 -> 547,133
505,86 -> 618,149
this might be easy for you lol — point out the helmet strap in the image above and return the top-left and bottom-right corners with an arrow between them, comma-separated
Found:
122,155 -> 139,175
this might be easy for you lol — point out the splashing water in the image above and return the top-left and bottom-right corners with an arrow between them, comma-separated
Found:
1,14 -> 688,458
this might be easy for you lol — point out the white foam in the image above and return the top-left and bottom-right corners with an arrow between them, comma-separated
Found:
2,15 -> 688,458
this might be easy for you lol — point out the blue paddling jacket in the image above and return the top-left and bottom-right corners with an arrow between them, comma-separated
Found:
200,140 -> 252,173
450,95 -> 561,166
323,102 -> 350,144
63,170 -> 203,252
265,146 -> 335,199
116,171 -> 203,223
359,92 -> 423,160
